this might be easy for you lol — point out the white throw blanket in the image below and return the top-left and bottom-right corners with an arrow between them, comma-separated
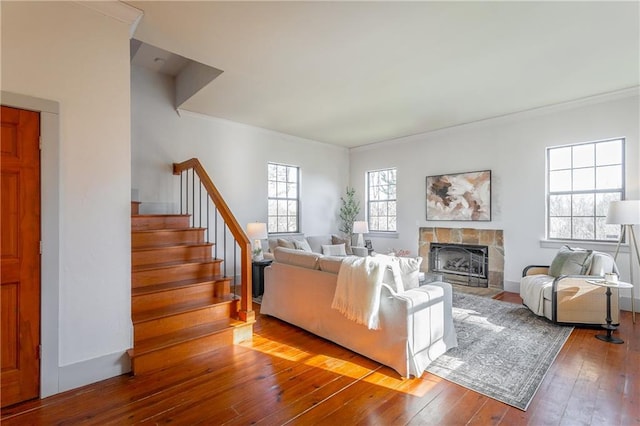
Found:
331,256 -> 388,330
520,274 -> 554,316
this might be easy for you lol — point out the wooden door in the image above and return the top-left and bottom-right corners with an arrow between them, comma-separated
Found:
1,106 -> 41,407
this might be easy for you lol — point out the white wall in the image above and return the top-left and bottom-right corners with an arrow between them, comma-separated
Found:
2,2 -> 133,393
131,65 -> 349,237
350,91 -> 640,305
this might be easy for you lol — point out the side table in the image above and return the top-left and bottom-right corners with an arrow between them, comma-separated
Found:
252,259 -> 273,298
587,279 -> 634,344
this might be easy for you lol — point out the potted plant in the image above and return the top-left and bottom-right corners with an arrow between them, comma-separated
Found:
339,187 -> 360,244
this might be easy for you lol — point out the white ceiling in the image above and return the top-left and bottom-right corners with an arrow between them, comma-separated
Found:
127,1 -> 639,148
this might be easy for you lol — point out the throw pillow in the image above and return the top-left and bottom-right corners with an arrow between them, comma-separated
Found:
396,257 -> 423,289
548,245 -> 593,277
277,238 -> 296,250
331,235 -> 353,255
293,239 -> 312,252
322,243 -> 347,256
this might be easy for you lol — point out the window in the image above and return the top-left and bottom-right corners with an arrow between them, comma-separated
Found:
547,138 -> 624,241
367,168 -> 397,232
268,163 -> 299,233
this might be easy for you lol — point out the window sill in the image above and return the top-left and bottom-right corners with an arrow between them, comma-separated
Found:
539,239 -> 629,253
367,232 -> 399,239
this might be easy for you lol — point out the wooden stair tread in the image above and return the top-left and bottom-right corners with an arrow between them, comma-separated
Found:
132,275 -> 230,297
132,242 -> 214,251
132,227 -> 207,234
132,258 -> 222,272
132,296 -> 237,324
129,320 -> 243,356
132,214 -> 190,218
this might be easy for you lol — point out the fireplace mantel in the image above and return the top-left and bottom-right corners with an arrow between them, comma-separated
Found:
419,227 -> 504,289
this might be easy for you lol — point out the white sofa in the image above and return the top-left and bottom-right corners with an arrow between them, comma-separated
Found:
260,247 -> 458,378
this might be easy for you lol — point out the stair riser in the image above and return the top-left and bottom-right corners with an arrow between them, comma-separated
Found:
130,329 -> 234,375
133,262 -> 222,287
131,215 -> 191,231
132,229 -> 205,248
134,303 -> 234,343
132,245 -> 213,267
132,280 -> 230,312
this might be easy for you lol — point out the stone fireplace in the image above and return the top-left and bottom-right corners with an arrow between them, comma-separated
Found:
419,227 -> 504,289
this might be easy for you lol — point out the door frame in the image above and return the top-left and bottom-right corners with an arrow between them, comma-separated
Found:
2,91 -> 60,398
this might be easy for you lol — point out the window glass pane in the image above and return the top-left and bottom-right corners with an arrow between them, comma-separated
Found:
549,194 -> 571,216
268,217 -> 278,232
277,217 -> 287,233
287,217 -> 297,232
370,202 -> 379,216
268,200 -> 277,215
595,165 -> 622,190
572,168 -> 594,191
277,165 -> 287,181
572,194 -> 594,217
549,170 -> 571,192
287,183 -> 297,198
572,144 -> 594,168
287,167 -> 298,182
268,181 -> 277,198
596,192 -> 622,216
549,217 -> 571,239
596,140 -> 622,166
369,217 -> 379,231
549,147 -> 571,170
572,217 -> 595,240
597,218 -> 620,241
388,201 -> 396,216
388,216 -> 397,231
287,200 -> 297,215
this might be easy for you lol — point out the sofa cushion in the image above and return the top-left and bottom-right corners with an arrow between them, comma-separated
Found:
306,235 -> 333,253
318,256 -> 344,274
548,245 -> 593,277
293,239 -> 313,252
322,243 -> 347,256
331,234 -> 353,255
273,247 -> 320,270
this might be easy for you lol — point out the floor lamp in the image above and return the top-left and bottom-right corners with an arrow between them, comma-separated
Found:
606,200 -> 640,323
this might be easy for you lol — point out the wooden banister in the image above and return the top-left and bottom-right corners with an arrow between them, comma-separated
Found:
173,158 -> 254,323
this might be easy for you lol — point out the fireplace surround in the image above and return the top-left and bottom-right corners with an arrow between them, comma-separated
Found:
419,227 -> 504,289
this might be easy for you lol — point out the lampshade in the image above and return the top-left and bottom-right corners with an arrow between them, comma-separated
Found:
353,221 -> 369,234
605,200 -> 640,225
247,222 -> 268,240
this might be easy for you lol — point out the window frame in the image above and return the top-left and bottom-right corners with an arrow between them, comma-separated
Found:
267,162 -> 300,234
366,168 -> 397,233
546,137 -> 625,242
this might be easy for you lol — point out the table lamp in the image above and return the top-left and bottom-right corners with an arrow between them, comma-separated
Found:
606,200 -> 640,323
247,222 -> 268,261
353,221 -> 369,248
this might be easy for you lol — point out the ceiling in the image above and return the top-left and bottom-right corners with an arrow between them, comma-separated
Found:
127,1 -> 639,148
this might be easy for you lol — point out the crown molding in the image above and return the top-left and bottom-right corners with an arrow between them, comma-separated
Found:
352,86 -> 640,152
75,1 -> 143,38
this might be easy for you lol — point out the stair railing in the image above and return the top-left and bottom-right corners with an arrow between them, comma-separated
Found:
173,158 -> 254,323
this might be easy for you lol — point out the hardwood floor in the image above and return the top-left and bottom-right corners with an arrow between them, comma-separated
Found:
2,292 -> 638,425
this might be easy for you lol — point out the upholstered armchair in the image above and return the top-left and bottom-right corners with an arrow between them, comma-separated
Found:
520,246 -> 619,325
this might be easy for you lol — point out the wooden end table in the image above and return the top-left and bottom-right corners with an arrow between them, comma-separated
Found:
587,279 -> 634,344
252,259 -> 273,298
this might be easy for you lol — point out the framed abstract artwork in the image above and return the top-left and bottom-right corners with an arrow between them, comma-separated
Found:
426,170 -> 491,221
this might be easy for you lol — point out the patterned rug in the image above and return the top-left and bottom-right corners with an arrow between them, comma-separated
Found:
426,292 -> 573,411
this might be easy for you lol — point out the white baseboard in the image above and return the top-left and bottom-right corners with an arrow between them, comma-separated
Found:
58,350 -> 131,393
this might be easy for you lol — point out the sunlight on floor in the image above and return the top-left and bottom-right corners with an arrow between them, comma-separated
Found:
240,332 -> 439,397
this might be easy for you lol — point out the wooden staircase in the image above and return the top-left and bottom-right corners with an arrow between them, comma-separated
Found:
128,210 -> 253,375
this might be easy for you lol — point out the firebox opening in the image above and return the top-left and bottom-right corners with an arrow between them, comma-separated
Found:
429,242 -> 489,287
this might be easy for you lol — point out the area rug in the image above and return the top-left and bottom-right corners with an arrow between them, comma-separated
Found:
426,292 -> 573,411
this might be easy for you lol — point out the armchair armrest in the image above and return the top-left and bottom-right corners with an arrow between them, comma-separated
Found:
523,265 -> 550,277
